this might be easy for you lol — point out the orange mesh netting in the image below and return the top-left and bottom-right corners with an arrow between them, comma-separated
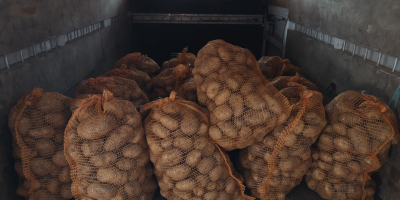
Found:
113,52 -> 160,77
75,76 -> 149,106
142,91 -> 254,200
64,90 -> 157,200
193,39 -> 291,150
305,90 -> 400,200
176,78 -> 198,102
162,47 -> 197,71
101,64 -> 152,94
271,73 -> 317,91
9,88 -> 73,200
152,63 -> 190,99
258,56 -> 302,80
239,84 -> 326,200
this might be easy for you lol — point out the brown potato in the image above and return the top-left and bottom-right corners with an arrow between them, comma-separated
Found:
193,137 -> 208,150
214,89 -> 231,105
35,189 -> 58,200
311,168 -> 326,181
176,179 -> 197,191
347,126 -> 370,154
246,94 -> 266,110
206,82 -> 220,100
332,163 -> 348,178
17,116 -> 31,135
285,134 -> 297,147
130,127 -> 146,144
47,179 -> 59,194
226,78 -> 240,91
332,123 -> 347,136
173,137 -> 193,150
59,166 -> 72,183
115,157 -> 135,171
209,125 -> 222,140
89,152 -> 118,167
334,136 -> 353,152
125,114 -> 142,128
240,82 -> 253,95
159,115 -> 179,131
209,165 -> 223,181
28,127 -> 55,139
173,188 -> 193,199
198,57 -> 221,76
31,158 -> 55,176
213,105 -> 232,121
35,139 -> 55,156
81,139 -> 104,157
97,167 -> 127,185
229,94 -> 244,117
217,121 -> 238,138
197,157 -> 214,174
319,151 -> 333,163
180,112 -> 199,136
124,181 -> 141,197
159,149 -> 183,166
45,113 -> 68,128
204,191 -> 218,200
77,115 -> 117,139
159,175 -> 174,190
166,164 -> 191,181
104,125 -> 133,151
123,144 -> 143,158
52,151 -> 69,167
160,137 -> 174,150
151,123 -> 168,138
87,183 -> 116,199
332,151 -> 352,162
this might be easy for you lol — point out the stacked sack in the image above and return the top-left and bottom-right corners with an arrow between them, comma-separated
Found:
143,92 -> 254,200
101,64 -> 152,94
258,56 -> 302,80
176,79 -> 198,102
193,39 -> 291,150
8,88 -> 73,199
64,90 -> 157,200
113,52 -> 160,77
75,76 -> 149,106
271,73 -> 317,91
162,47 -> 197,70
239,84 -> 326,200
306,90 -> 400,200
152,64 -> 190,99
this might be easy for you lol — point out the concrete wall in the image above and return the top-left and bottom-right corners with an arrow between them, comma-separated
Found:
0,1 -> 133,199
274,0 -> 400,199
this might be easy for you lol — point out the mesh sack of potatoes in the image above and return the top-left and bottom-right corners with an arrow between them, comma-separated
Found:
305,90 -> 400,200
8,88 -> 73,200
176,79 -> 198,102
152,64 -> 190,99
271,73 -> 317,91
75,76 -> 149,106
142,92 -> 254,200
238,84 -> 326,200
101,64 -> 152,94
162,47 -> 197,70
258,56 -> 301,80
113,52 -> 160,78
64,90 -> 157,200
192,39 -> 291,150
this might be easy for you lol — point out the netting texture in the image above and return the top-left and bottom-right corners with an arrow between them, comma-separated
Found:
162,48 -> 197,70
101,64 -> 152,94
113,52 -> 160,78
64,90 -> 157,200
305,90 -> 400,200
9,88 -> 73,200
258,56 -> 302,80
192,39 -> 291,150
152,64 -> 190,99
176,79 -> 198,102
239,85 -> 326,200
75,76 -> 149,106
143,94 -> 254,200
271,73 -> 317,91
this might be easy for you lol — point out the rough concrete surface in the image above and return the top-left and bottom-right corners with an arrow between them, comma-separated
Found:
0,0 -> 130,55
270,0 -> 400,56
0,18 -> 133,199
286,30 -> 400,200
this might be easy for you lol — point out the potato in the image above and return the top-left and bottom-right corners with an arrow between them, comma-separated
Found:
122,144 -> 143,158
263,135 -> 277,149
318,133 -> 334,151
34,139 -> 56,156
31,158 -> 55,176
319,151 -> 333,163
52,151 -> 69,167
35,189 -> 59,200
311,168 -> 326,181
206,82 -> 220,100
213,89 -> 231,106
104,125 -> 133,151
59,166 -> 72,183
28,127 -> 55,139
173,188 -> 193,199
198,57 -> 221,76
197,157 -> 214,174
176,179 -> 197,191
209,124 -> 224,141
89,152 -> 118,167
77,115 -> 117,139
332,123 -> 347,136
226,78 -> 240,91
124,181 -> 141,197
279,158 -> 300,172
229,94 -> 244,117
347,161 -> 362,174
81,139 -> 104,157
204,190 -> 218,200
332,151 -> 352,162
332,163 -> 348,178
87,183 -> 116,199
160,137 -> 173,150
213,105 -> 232,121
201,142 -> 216,157
209,165 -> 223,181
47,179 -> 60,194
166,164 -> 191,181
334,136 -> 353,151
180,113 -> 199,136
125,114 -> 142,128
240,82 -> 253,95
45,113 -> 68,128
173,137 -> 193,150
97,167 -> 127,185
114,157 -> 135,171
246,94 -> 266,110
193,137 -> 208,150
159,175 -> 174,190
347,127 -> 370,154
130,127 -> 146,144
17,116 -> 31,135
193,187 -> 204,197
293,120 -> 305,135
285,134 -> 297,147
217,121 -> 237,138
159,149 -> 182,166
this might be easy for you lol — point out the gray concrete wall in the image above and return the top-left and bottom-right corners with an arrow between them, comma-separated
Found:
0,1 -> 133,199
